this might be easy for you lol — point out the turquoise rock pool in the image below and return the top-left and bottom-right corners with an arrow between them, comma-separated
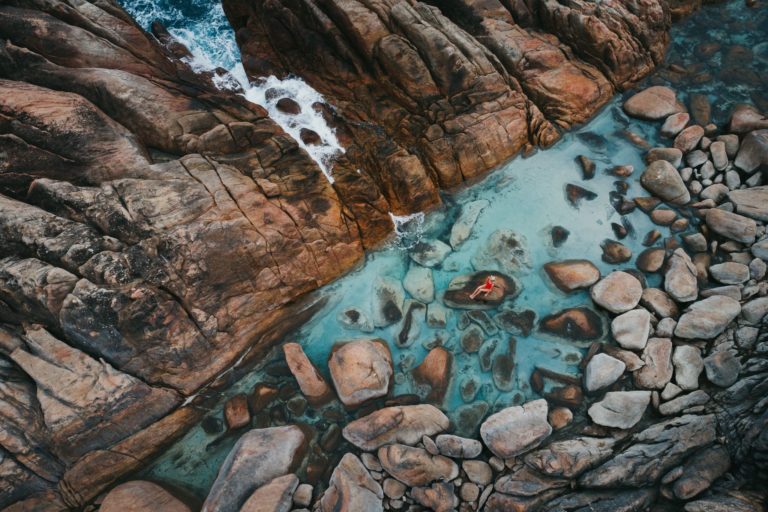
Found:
121,0 -> 767,499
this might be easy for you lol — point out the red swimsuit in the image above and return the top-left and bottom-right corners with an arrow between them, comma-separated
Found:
481,277 -> 494,291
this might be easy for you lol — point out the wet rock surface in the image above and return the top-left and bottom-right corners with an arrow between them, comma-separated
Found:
3,0 -> 768,510
222,0 -> 669,215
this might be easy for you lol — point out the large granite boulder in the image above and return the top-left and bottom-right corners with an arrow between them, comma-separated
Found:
202,426 -> 306,512
706,209 -> 757,244
641,160 -> 690,205
543,260 -> 601,292
480,399 -> 551,459
623,86 -> 684,120
283,343 -> 333,406
675,296 -> 742,339
100,481 -> 191,512
590,272 -> 643,314
319,454 -> 383,512
240,474 -> 298,512
328,339 -> 393,408
343,405 -> 449,451
728,187 -> 768,222
378,444 -> 459,487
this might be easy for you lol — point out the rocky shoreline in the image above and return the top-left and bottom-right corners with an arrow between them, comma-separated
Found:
1,0 -> 766,510
93,91 -> 768,511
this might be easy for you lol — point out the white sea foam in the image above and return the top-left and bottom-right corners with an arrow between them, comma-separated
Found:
389,211 -> 426,248
123,0 -> 343,182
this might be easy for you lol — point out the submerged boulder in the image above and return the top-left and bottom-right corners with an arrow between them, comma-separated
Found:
371,277 -> 405,327
472,229 -> 531,274
539,307 -> 604,342
450,200 -> 489,249
409,239 -> 452,267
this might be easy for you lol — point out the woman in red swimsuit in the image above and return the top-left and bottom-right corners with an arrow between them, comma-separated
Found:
470,275 -> 497,299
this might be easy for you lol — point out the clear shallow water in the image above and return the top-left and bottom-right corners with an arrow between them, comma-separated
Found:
120,0 -> 768,500
142,96 -> 670,496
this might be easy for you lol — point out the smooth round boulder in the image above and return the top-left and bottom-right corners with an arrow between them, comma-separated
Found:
704,351 -> 741,387
101,481 -> 191,512
329,339 -> 393,408
641,160 -> 690,205
709,262 -> 750,284
276,97 -> 301,115
623,86 -> 684,120
590,272 -> 643,314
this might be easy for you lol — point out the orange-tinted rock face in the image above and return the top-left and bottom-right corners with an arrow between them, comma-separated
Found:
0,0 -> 371,507
222,0 -> 669,214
